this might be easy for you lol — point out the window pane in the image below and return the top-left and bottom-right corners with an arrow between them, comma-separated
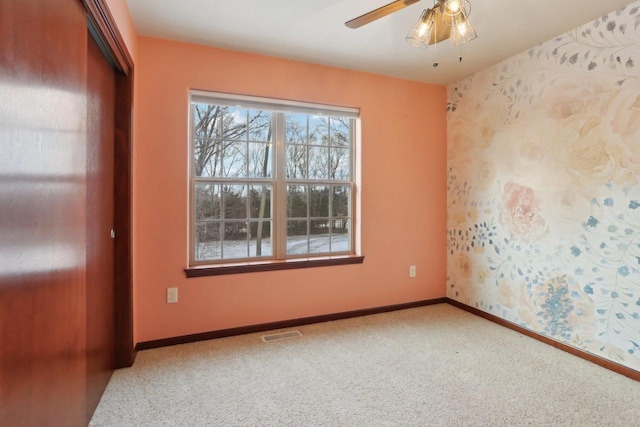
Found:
193,137 -> 222,177
332,185 -> 350,217
287,219 -> 308,255
193,104 -> 222,139
223,141 -> 247,178
331,219 -> 350,252
330,117 -> 350,147
248,142 -> 272,178
309,219 -> 331,254
249,185 -> 271,219
308,146 -> 328,179
287,185 -> 307,218
248,109 -> 272,142
309,185 -> 329,217
222,107 -> 247,140
249,220 -> 272,257
309,218 -> 329,235
330,148 -> 350,180
286,144 -> 307,179
223,185 -> 247,219
195,183 -> 221,220
195,222 -> 221,261
308,116 -> 329,145
285,113 -> 307,144
223,221 -> 248,259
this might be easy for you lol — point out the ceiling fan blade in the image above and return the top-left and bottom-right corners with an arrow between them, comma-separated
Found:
345,0 -> 421,29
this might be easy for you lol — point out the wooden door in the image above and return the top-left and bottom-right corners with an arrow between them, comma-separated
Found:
85,33 -> 116,422
0,0 -> 89,425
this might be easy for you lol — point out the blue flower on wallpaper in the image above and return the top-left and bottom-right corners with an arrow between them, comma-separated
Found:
538,276 -> 575,340
586,217 -> 599,228
571,185 -> 640,355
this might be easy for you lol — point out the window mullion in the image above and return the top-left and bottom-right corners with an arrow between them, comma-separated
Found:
189,103 -> 196,264
349,119 -> 356,253
328,184 -> 333,252
305,116 -> 310,254
275,112 -> 287,258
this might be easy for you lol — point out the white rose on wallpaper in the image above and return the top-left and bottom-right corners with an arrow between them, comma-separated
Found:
448,75 -> 505,151
543,82 -> 603,120
448,107 -> 497,156
540,79 -> 639,186
559,112 -> 637,186
567,126 -> 616,178
499,181 -> 548,242
497,116 -> 558,182
448,113 -> 499,203
608,84 -> 640,176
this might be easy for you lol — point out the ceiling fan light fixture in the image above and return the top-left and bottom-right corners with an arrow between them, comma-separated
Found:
345,0 -> 478,64
451,12 -> 477,46
407,0 -> 477,57
443,0 -> 463,16
405,9 -> 435,48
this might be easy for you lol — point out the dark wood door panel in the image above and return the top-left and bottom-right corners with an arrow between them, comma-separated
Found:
0,0 -> 89,425
0,273 -> 87,426
85,33 -> 116,422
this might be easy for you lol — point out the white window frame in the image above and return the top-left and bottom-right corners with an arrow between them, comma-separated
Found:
188,90 -> 359,266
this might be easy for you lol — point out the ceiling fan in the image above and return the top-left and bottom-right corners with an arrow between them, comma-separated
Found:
345,0 -> 477,55
345,0 -> 421,29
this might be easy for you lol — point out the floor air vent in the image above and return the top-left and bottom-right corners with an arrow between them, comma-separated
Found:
261,330 -> 302,342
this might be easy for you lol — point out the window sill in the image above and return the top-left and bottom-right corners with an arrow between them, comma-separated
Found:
185,255 -> 364,278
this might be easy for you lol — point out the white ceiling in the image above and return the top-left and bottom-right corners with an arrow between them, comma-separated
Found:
125,0 -> 635,85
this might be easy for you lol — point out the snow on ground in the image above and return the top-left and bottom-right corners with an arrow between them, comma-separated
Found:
196,234 -> 349,260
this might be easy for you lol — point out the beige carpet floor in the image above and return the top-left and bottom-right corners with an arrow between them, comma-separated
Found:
90,304 -> 640,426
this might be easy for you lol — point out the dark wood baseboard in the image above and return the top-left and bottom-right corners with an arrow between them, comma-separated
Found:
136,298 -> 446,351
446,298 -> 640,382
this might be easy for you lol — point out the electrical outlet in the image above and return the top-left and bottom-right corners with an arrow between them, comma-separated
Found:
167,287 -> 178,304
409,266 -> 416,278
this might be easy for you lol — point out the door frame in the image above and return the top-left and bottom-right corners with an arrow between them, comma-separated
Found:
83,0 -> 135,368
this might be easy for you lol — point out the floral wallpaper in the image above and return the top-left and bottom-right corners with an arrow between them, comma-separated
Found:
447,2 -> 640,371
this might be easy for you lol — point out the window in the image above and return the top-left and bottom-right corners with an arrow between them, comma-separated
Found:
189,91 -> 358,267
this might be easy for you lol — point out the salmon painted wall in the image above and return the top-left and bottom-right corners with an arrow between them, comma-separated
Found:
133,36 -> 447,343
